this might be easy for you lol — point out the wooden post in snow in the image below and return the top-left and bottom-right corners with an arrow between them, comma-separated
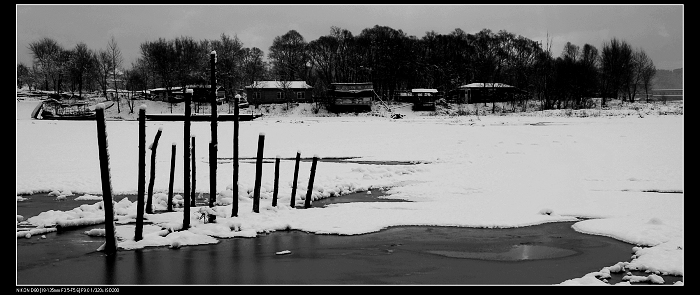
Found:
191,136 -> 196,207
209,141 -> 216,207
135,105 -> 146,241
290,151 -> 301,208
232,94 -> 240,217
167,143 -> 176,212
146,127 -> 163,214
253,133 -> 265,213
183,92 -> 191,230
273,155 -> 280,207
209,51 -> 218,209
304,155 -> 319,209
95,103 -> 116,254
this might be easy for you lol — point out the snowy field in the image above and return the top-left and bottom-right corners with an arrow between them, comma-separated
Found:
16,99 -> 684,285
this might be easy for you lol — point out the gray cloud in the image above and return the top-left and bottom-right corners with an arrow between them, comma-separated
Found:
16,4 -> 683,70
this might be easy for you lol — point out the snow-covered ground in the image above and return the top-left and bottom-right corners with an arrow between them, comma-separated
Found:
16,97 -> 684,285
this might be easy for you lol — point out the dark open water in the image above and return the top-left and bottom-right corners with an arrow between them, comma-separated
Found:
16,191 -> 683,285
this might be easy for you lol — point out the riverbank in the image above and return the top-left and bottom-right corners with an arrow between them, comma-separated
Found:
16,191 -> 683,285
16,90 -> 684,122
16,95 -> 684,285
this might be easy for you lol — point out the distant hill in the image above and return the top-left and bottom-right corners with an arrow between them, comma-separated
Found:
653,68 -> 683,89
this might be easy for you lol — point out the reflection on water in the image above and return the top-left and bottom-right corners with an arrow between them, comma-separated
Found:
21,222 -> 670,285
104,253 -> 117,285
312,189 -> 408,208
427,244 -> 578,261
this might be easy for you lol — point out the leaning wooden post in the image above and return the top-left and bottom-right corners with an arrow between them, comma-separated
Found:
209,141 -> 216,207
304,155 -> 319,209
272,155 -> 280,207
167,143 -> 176,212
232,94 -> 240,217
183,92 -> 191,230
135,105 -> 146,241
252,133 -> 265,213
191,136 -> 196,207
146,127 -> 163,214
95,103 -> 116,254
209,50 -> 218,209
290,150 -> 301,208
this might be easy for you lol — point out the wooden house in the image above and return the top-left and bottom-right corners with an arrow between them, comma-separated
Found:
636,89 -> 683,101
457,83 -> 526,104
148,87 -> 191,103
411,88 -> 439,111
244,81 -> 313,105
328,82 -> 374,112
190,85 -> 226,104
147,86 -> 225,104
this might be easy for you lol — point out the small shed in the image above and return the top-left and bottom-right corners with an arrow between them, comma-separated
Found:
149,87 -> 192,103
190,85 -> 225,104
328,82 -> 374,112
411,88 -> 439,111
457,83 -> 525,104
649,89 -> 683,101
244,81 -> 313,105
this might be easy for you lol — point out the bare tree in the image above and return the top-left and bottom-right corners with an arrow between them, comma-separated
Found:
17,63 -> 31,89
625,49 -> 643,103
96,50 -> 113,100
108,36 -> 123,112
635,49 -> 656,103
277,80 -> 294,109
28,37 -> 64,93
29,64 -> 42,91
211,33 -> 244,110
174,36 -> 206,88
579,43 -> 599,107
140,38 -> 178,106
124,61 -> 149,113
600,38 -> 633,105
269,30 -> 309,81
533,33 -> 555,110
242,47 -> 267,86
307,35 -> 338,93
330,26 -> 360,83
68,42 -> 95,98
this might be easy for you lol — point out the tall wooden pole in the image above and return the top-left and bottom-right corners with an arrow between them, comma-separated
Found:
95,104 -> 116,254
304,155 -> 319,209
290,150 -> 301,208
135,105 -> 146,241
191,136 -> 196,207
253,133 -> 265,213
183,91 -> 191,230
232,94 -> 240,216
209,51 -> 218,208
146,127 -> 163,214
167,143 -> 176,212
273,155 -> 280,207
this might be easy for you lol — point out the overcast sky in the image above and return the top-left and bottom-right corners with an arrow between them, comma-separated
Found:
16,4 -> 683,71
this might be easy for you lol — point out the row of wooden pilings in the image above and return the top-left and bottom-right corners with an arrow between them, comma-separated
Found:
95,51 -> 319,254
95,102 -> 319,254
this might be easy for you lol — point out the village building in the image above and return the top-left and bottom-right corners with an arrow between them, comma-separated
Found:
244,81 -> 314,105
328,82 -> 374,112
105,89 -> 132,100
190,85 -> 226,103
636,89 -> 683,101
456,83 -> 526,104
147,86 -> 225,103
411,88 -> 439,111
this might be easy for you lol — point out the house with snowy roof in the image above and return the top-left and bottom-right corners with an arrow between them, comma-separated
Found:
244,81 -> 313,105
457,82 -> 527,104
411,88 -> 439,111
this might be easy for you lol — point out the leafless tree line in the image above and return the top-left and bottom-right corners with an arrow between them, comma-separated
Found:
18,25 -> 656,112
